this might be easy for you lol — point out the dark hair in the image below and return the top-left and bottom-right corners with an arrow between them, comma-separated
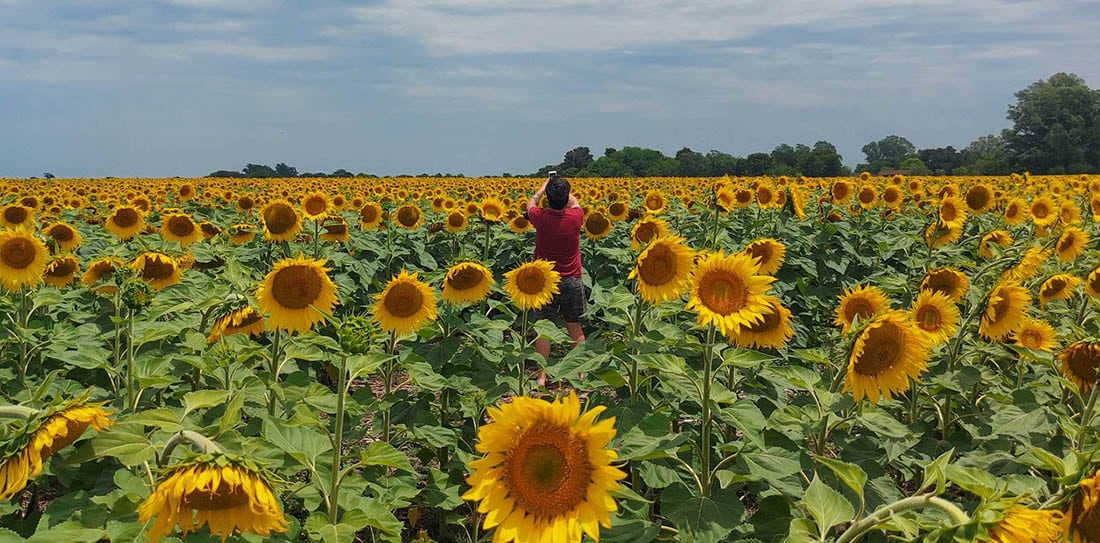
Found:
546,174 -> 570,210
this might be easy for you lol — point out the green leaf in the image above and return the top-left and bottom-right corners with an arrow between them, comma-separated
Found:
920,449 -> 954,494
802,475 -> 855,540
815,456 -> 867,507
945,465 -> 1000,499
183,389 -> 227,415
531,319 -> 572,344
358,441 -> 415,473
263,418 -> 332,469
345,353 -> 390,381
663,484 -> 745,543
67,423 -> 154,466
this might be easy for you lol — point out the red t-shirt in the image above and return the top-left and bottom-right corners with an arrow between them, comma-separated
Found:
527,206 -> 584,277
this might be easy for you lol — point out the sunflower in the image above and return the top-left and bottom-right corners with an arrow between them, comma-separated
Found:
257,255 -> 339,334
921,268 -> 970,302
509,215 -> 533,234
965,183 -> 993,213
742,238 -> 786,275
583,210 -> 613,240
1065,470 -> 1100,542
301,191 -> 331,220
979,282 -> 1031,341
236,195 -> 256,214
643,190 -> 665,213
938,196 -> 968,227
359,202 -> 384,230
734,188 -> 754,208
81,257 -> 123,295
608,201 -> 629,221
480,198 -> 506,222
1057,227 -> 1090,262
1,204 -> 33,229
756,184 -> 779,209
1061,200 -> 1083,226
503,260 -> 561,312
442,261 -> 495,304
372,269 -> 438,335
629,235 -> 694,304
630,217 -> 671,250
1030,196 -> 1058,227
687,251 -> 775,339
228,224 -> 256,246
1004,198 -> 1029,226
831,180 -> 853,204
835,284 -> 892,333
979,230 -> 1013,259
989,507 -> 1062,543
199,221 -> 220,239
138,454 -> 289,543
1014,318 -> 1058,352
0,229 -> 48,293
1086,266 -> 1100,299
319,216 -> 350,243
445,210 -> 468,233
909,290 -> 960,345
105,205 -> 145,240
261,200 -> 302,242
0,401 -> 113,500
733,295 -> 795,349
161,213 -> 204,247
462,391 -> 626,543
844,311 -> 931,403
1061,341 -> 1100,394
1002,246 -> 1052,283
43,254 -> 80,288
1039,274 -> 1081,307
882,186 -> 903,210
924,221 -> 962,249
42,222 -> 83,252
856,185 -> 877,209
395,204 -> 422,230
207,306 -> 266,343
177,182 -> 196,201
131,252 -> 182,290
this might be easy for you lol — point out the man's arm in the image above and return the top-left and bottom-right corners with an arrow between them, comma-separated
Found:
527,179 -> 549,210
566,194 -> 580,209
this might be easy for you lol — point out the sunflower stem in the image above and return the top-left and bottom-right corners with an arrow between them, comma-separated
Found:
1076,294 -> 1091,325
628,299 -> 646,403
1076,384 -> 1100,450
328,354 -> 347,523
383,331 -> 398,442
518,309 -> 529,396
0,405 -> 39,420
267,330 -> 283,416
700,324 -> 717,497
836,493 -> 969,543
126,309 -> 137,412
158,429 -> 223,467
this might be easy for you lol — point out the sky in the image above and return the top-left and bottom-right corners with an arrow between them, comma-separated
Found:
1,0 -> 1098,178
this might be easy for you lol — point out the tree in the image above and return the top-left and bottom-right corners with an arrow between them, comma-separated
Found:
579,157 -> 632,177
331,169 -> 354,178
675,147 -> 706,177
43,172 -> 55,179
861,135 -> 917,173
801,141 -> 846,177
957,134 -> 1013,175
604,148 -> 617,157
703,150 -> 739,176
242,164 -> 277,178
917,147 -> 964,175
741,153 -> 773,176
274,163 -> 298,177
611,147 -> 670,177
1004,72 -> 1100,173
207,170 -> 244,178
561,147 -> 594,172
899,156 -> 931,175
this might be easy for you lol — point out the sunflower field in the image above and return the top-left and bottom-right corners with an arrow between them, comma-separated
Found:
1,173 -> 1100,542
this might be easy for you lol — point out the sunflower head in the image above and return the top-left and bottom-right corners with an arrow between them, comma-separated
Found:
629,235 -> 695,305
583,209 -> 613,240
301,191 -> 331,219
844,310 -> 931,403
395,204 -> 423,230
373,269 -> 438,335
43,254 -> 80,288
1060,341 -> 1100,394
359,202 -> 384,230
207,306 -> 266,343
979,282 -> 1032,341
629,217 -> 671,251
643,190 -> 666,213
909,290 -> 960,345
0,229 -> 48,292
1004,198 -> 1029,225
462,391 -> 626,543
1,205 -> 34,229
742,238 -> 786,275
509,215 -> 532,234
964,183 -> 993,213
979,229 -> 1013,259
480,198 -> 506,222
42,222 -> 83,252
733,295 -> 795,350
105,205 -> 146,240
1039,274 -> 1081,307
261,200 -> 302,242
1057,227 -> 1090,262
131,252 -> 182,291
989,507 -> 1062,543
687,251 -> 776,340
835,284 -> 892,333
1031,196 -> 1058,227
503,260 -> 561,312
445,210 -> 468,232
1014,318 -> 1058,353
921,268 -> 970,302
161,213 -> 203,247
441,261 -> 495,305
257,255 -> 339,334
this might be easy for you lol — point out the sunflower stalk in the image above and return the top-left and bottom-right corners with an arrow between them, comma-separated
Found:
126,308 -> 138,412
0,404 -> 38,420
266,330 -> 283,416
836,493 -> 970,543
158,429 -> 223,467
700,324 -> 717,497
1076,384 -> 1100,450
383,330 -> 398,442
328,354 -> 347,523
517,309 -> 530,396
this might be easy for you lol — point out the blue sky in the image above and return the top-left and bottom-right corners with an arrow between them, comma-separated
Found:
1,0 -> 1098,178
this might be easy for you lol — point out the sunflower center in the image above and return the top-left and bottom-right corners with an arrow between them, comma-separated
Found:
113,208 -> 139,228
1,237 -> 37,269
638,245 -> 677,286
1059,235 -> 1075,252
587,214 -> 610,235
448,213 -> 465,228
483,204 -> 502,219
859,189 -> 874,204
609,202 -> 626,216
854,322 -> 903,376
264,203 -> 298,234
271,265 -> 323,310
844,299 -> 876,324
305,197 -> 327,216
1033,203 -> 1049,218
1064,345 -> 1098,387
635,223 -> 657,245
238,196 -> 254,210
747,245 -> 773,268
516,268 -> 547,295
4,206 -> 28,224
1019,329 -> 1043,348
646,195 -> 662,210
504,425 -> 593,519
736,190 -> 752,204
48,225 -> 74,242
941,204 -> 957,222
699,272 -> 748,316
397,206 -> 420,227
915,305 -> 942,332
384,281 -> 425,318
989,295 -> 1011,322
325,223 -> 348,236
746,304 -> 781,332
46,258 -> 77,276
230,310 -> 264,330
966,188 -> 989,210
181,483 -> 251,510
361,205 -> 379,223
167,216 -> 195,237
448,267 -> 485,291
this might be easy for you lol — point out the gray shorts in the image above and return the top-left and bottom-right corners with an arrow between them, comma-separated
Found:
537,276 -> 586,323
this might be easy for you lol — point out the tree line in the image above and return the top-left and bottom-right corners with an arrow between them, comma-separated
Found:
206,72 -> 1098,179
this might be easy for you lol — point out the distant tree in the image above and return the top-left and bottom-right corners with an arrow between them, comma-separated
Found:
1004,72 -> 1100,173
207,170 -> 244,178
534,165 -> 558,178
243,164 -> 277,178
957,134 -> 1014,175
801,141 -> 845,177
274,163 -> 298,177
899,156 -> 931,175
579,157 -> 632,177
770,144 -> 799,174
703,150 -> 739,176
675,147 -> 706,177
561,147 -> 594,171
742,153 -> 773,176
43,172 -> 55,179
917,147 -> 964,175
861,135 -> 917,173
604,148 -> 617,157
331,169 -> 354,178
612,147 -> 670,176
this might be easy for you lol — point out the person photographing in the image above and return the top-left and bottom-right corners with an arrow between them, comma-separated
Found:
524,172 -> 586,383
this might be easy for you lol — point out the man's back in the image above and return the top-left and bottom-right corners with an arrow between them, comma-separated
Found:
528,206 -> 584,277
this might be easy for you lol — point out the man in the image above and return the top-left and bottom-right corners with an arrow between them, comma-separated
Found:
524,172 -> 586,378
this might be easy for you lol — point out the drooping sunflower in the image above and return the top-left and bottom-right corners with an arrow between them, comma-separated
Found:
921,268 -> 970,302
835,284 -> 892,333
207,306 -> 266,343
925,221 -> 962,249
138,454 -> 289,543
372,269 -> 438,335
583,210 -> 613,240
687,251 -> 775,340
43,254 -> 80,288
844,311 -> 932,403
742,238 -> 786,275
1060,341 -> 1100,394
1065,470 -> 1100,542
979,282 -> 1032,341
261,200 -> 302,242
228,224 -> 256,246
199,221 -> 221,239
979,230 -> 1013,259
301,191 -> 331,220
462,391 -> 626,543
41,222 -> 83,252
1,204 -> 34,229
1030,196 -> 1058,227
1057,227 -> 1090,262
503,260 -> 561,311
445,210 -> 468,233
105,205 -> 146,240
1087,266 -> 1100,299
161,213 -> 204,248
909,290 -> 960,345
441,261 -> 495,304
257,255 -> 339,334
629,235 -> 694,304
131,252 -> 182,291
1039,274 -> 1081,307
1014,318 -> 1058,352
359,202 -> 384,230
0,229 -> 48,292
630,217 -> 671,250
81,257 -> 123,295
989,507 -> 1062,543
509,215 -> 533,234
643,190 -> 666,213
733,295 -> 795,350
480,198 -> 506,222
319,216 -> 350,243
395,204 -> 423,230
0,400 -> 113,501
